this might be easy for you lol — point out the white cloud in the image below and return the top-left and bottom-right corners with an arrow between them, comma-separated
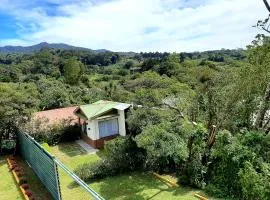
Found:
0,0 -> 268,52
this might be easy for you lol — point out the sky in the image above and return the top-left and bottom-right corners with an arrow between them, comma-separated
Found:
0,0 -> 268,52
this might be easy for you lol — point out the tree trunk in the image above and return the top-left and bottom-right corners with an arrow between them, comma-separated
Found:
255,81 -> 270,130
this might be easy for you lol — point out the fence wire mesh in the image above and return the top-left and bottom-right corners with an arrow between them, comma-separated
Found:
18,131 -> 104,200
18,131 -> 61,200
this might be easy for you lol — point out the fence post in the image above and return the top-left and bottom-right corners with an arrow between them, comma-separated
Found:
54,158 -> 62,200
55,159 -> 105,200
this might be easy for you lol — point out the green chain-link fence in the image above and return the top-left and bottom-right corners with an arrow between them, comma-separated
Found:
18,131 -> 105,200
18,131 -> 61,200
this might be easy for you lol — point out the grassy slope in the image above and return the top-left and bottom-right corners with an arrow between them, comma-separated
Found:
16,157 -> 53,200
0,156 -> 52,200
0,156 -> 23,200
50,143 -> 101,200
50,142 -> 214,200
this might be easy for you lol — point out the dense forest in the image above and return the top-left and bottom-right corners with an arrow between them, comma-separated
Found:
1,34 -> 270,199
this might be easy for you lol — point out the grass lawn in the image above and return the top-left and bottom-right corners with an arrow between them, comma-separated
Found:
0,156 -> 52,200
0,156 -> 22,200
50,142 -> 216,200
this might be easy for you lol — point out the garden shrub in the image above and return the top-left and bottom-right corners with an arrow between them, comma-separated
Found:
75,136 -> 145,181
23,118 -> 81,145
18,177 -> 27,185
25,190 -> 33,197
21,183 -> 30,190
205,184 -> 227,198
59,124 -> 81,142
0,139 -> 16,154
75,160 -> 116,181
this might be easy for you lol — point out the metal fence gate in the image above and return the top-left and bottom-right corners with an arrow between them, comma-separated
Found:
18,131 -> 61,200
18,131 -> 105,200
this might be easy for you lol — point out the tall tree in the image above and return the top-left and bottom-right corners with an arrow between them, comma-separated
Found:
248,35 -> 270,131
0,83 -> 39,151
64,57 -> 84,84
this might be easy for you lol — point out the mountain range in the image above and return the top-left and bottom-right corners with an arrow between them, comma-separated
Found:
0,42 -> 109,53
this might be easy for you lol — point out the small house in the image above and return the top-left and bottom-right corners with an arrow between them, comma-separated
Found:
74,100 -> 132,148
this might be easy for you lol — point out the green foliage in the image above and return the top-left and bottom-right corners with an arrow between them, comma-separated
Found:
155,53 -> 181,76
209,130 -> 270,198
75,136 -> 144,181
126,108 -> 171,135
23,118 -> 81,145
64,57 -> 84,84
124,60 -> 135,69
0,37 -> 269,199
239,162 -> 270,200
179,123 -> 208,188
0,82 -> 39,152
135,122 -> 188,171
38,79 -> 71,110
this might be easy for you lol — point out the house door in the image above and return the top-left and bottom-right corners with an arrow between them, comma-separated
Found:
98,118 -> 119,138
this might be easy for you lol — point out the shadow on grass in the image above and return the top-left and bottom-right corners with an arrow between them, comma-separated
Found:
66,172 -> 191,200
0,157 -> 6,167
0,156 -> 27,200
96,172 -> 189,200
57,142 -> 88,157
16,157 -> 53,200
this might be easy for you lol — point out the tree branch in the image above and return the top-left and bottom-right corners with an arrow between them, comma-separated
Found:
163,102 -> 185,118
262,26 -> 270,33
263,0 -> 270,12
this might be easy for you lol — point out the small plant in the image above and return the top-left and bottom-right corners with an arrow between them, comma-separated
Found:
18,177 -> 27,185
25,190 -> 33,197
21,183 -> 29,190
9,156 -> 15,160
10,160 -> 16,164
29,196 -> 36,200
14,167 -> 21,172
10,162 -> 17,168
16,172 -> 24,177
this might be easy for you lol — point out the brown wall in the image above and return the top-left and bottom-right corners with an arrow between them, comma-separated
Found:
81,133 -> 118,149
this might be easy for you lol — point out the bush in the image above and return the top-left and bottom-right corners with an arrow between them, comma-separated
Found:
135,122 -> 189,172
18,177 -> 27,185
75,160 -> 116,181
238,162 -> 270,200
21,183 -> 29,190
205,184 -> 227,198
0,140 -> 16,154
179,152 -> 207,188
23,118 -> 81,145
25,190 -> 33,197
207,130 -> 270,199
60,124 -> 81,142
75,136 -> 144,181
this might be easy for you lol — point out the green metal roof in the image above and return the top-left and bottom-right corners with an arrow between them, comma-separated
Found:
74,100 -> 131,120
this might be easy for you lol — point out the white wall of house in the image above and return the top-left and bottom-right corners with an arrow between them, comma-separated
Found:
93,119 -> 100,140
85,109 -> 127,140
118,110 -> 126,136
86,120 -> 96,139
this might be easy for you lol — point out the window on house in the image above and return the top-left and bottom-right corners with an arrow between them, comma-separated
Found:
98,118 -> 119,138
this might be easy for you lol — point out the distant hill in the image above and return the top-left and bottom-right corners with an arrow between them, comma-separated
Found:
0,42 -> 109,53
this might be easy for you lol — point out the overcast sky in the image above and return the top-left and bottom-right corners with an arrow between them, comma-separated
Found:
0,0 -> 267,52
